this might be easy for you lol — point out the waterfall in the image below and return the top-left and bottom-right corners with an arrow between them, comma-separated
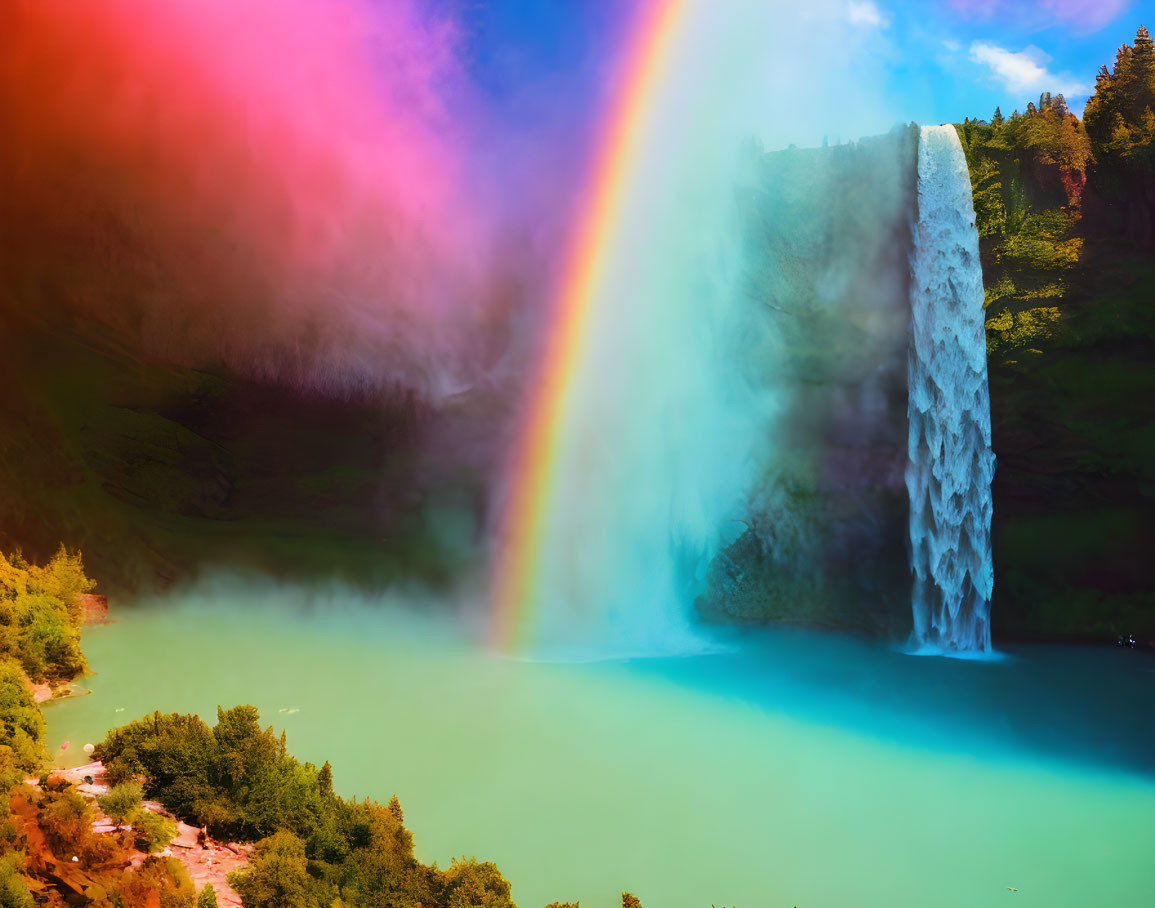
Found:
906,124 -> 997,653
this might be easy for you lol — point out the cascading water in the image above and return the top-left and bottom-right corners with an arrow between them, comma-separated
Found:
906,124 -> 997,653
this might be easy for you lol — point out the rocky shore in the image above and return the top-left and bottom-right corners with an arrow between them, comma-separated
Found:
40,762 -> 250,906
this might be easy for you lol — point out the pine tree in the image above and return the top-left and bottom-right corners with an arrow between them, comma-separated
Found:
1136,24 -> 1153,55
318,761 -> 333,797
1132,26 -> 1154,102
388,794 -> 404,824
1083,25 -> 1155,155
991,106 -> 1004,127
622,893 -> 643,908
197,884 -> 218,908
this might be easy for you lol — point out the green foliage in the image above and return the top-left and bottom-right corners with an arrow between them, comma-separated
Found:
134,807 -> 179,852
229,830 -> 320,908
1004,96 -> 1092,169
198,882 -> 220,908
97,779 -> 143,824
956,101 -> 1088,362
95,706 -> 501,908
1083,26 -> 1155,162
0,854 -> 34,908
93,705 -> 327,840
986,307 -> 1064,355
0,660 -> 46,779
0,547 -> 93,683
621,894 -> 643,908
442,858 -> 514,908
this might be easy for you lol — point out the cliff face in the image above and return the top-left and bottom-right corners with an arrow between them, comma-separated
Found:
959,125 -> 1155,642
705,122 -> 1154,646
698,126 -> 920,638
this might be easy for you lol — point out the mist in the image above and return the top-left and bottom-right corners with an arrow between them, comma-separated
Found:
501,0 -> 912,653
1,0 -> 519,393
2,0 -> 916,625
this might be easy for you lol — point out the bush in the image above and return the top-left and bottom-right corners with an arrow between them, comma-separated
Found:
229,831 -> 319,908
0,853 -> 34,908
134,808 -> 178,852
197,883 -> 219,908
97,780 -> 143,825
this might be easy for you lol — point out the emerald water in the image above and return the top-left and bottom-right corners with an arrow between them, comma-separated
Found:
45,580 -> 1155,908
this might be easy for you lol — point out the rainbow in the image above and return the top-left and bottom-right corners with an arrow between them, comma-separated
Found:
489,0 -> 687,652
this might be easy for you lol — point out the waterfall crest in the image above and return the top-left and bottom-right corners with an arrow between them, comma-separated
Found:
907,124 -> 996,653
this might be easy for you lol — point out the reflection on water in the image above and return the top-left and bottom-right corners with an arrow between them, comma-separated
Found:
45,579 -> 1155,908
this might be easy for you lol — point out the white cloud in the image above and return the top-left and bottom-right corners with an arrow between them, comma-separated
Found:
968,41 -> 1093,99
847,1 -> 891,28
941,39 -> 961,53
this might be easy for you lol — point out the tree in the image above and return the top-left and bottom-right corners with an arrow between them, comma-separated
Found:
197,883 -> 219,908
622,894 -> 643,908
97,781 -> 143,825
441,858 -> 514,908
387,794 -> 403,824
0,660 -> 46,778
132,808 -> 177,852
1084,26 -> 1155,157
229,831 -> 318,908
991,106 -> 1004,127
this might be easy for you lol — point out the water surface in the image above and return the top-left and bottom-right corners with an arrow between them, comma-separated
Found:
45,581 -> 1155,908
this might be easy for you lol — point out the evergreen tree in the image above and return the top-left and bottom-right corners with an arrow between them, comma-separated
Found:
388,794 -> 404,824
992,106 -> 1004,127
197,883 -> 219,908
622,893 -> 643,908
1083,25 -> 1155,156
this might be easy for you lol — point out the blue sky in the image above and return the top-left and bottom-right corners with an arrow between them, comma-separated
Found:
450,0 -> 1155,144
860,0 -> 1155,124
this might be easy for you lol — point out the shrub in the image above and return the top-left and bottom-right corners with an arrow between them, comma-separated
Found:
134,808 -> 178,852
0,853 -> 34,908
229,831 -> 319,908
97,780 -> 143,825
